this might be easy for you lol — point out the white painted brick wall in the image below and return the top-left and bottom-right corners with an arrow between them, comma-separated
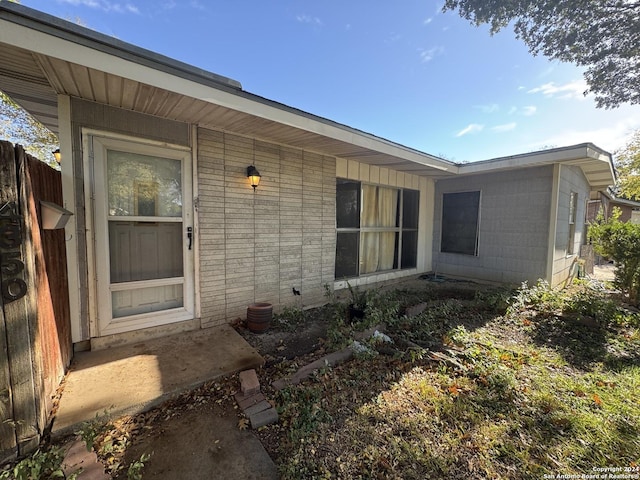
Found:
197,129 -> 337,326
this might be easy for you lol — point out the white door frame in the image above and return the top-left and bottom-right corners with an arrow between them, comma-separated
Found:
83,129 -> 194,337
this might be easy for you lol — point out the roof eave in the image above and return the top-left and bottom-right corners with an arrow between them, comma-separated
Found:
0,2 -> 458,175
456,143 -> 615,189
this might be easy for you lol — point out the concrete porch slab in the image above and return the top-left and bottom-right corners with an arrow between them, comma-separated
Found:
51,324 -> 264,437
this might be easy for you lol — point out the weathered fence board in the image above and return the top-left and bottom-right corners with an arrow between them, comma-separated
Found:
0,141 -> 17,459
0,141 -> 71,460
1,144 -> 39,455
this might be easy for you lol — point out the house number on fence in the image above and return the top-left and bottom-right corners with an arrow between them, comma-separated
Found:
0,201 -> 27,303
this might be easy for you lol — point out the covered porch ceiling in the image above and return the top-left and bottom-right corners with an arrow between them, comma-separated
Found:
0,3 -> 458,179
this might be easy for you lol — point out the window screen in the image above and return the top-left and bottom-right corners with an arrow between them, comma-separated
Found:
401,189 -> 419,268
441,191 -> 480,256
335,232 -> 359,278
336,180 -> 360,228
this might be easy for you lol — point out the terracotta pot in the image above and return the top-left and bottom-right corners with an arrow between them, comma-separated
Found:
247,303 -> 273,333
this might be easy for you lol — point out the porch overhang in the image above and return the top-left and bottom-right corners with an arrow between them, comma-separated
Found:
0,2 -> 457,179
457,143 -> 616,192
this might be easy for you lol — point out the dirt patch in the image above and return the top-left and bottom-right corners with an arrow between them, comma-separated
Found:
238,308 -> 331,365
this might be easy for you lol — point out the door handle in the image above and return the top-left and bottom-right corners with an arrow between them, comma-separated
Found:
187,227 -> 193,250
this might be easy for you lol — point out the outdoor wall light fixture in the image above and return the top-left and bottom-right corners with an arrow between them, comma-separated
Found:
53,148 -> 61,164
247,165 -> 261,190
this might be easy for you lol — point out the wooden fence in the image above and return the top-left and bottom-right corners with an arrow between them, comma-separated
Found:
0,141 -> 71,461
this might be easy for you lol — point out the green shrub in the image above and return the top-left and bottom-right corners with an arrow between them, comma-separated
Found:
507,280 -> 564,315
563,286 -> 621,325
589,209 -> 640,305
0,448 -> 76,480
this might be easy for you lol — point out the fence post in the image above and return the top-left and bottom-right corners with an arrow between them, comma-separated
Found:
0,141 -> 18,460
0,141 -> 40,457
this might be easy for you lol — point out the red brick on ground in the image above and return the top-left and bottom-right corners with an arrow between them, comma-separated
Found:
234,391 -> 266,411
239,369 -> 260,395
249,408 -> 279,429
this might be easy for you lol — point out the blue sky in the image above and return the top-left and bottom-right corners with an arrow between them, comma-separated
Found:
20,0 -> 640,162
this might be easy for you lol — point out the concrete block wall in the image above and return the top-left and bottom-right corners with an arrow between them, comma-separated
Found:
334,158 -> 434,289
551,165 -> 590,286
197,128 -> 336,327
433,165 -> 553,285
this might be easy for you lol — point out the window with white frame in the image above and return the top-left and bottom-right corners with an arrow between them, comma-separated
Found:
335,179 -> 419,279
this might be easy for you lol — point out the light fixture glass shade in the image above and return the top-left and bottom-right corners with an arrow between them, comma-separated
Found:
53,148 -> 61,164
247,165 -> 261,190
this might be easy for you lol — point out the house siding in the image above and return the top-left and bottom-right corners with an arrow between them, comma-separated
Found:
197,128 -> 336,327
433,166 -> 553,285
550,165 -> 590,286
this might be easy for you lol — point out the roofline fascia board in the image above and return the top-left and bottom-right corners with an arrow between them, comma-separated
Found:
0,5 -> 457,174
457,143 -> 615,186
458,143 -> 602,173
601,190 -> 640,208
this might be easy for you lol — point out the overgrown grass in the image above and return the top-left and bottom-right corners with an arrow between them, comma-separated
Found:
269,280 -> 640,479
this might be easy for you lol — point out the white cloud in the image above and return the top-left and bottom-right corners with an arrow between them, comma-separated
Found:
59,0 -> 99,6
527,80 -> 589,100
419,46 -> 444,63
537,66 -> 556,79
456,124 -> 484,137
475,104 -> 499,114
424,17 -> 433,25
296,14 -> 323,26
58,0 -> 140,13
491,122 -> 517,133
531,118 -> 640,154
507,105 -> 537,116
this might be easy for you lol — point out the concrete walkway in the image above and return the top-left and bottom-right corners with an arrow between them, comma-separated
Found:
52,324 -> 264,437
591,263 -> 615,282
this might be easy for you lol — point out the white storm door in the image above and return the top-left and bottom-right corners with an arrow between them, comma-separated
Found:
91,136 -> 194,336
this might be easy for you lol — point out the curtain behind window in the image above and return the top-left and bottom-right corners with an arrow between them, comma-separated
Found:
360,186 -> 398,274
361,185 -> 379,274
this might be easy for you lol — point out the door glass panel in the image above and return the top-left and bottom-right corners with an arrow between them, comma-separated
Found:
109,222 -> 183,283
112,284 -> 184,319
107,150 -> 182,217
